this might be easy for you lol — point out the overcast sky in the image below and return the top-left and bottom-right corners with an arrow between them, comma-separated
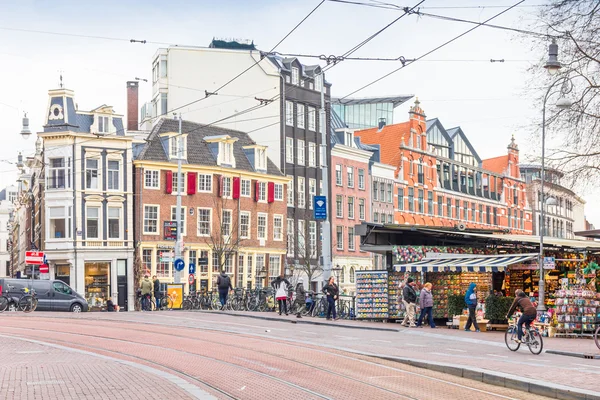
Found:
1,0 -> 596,225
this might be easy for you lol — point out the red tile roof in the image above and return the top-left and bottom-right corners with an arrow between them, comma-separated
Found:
354,122 -> 411,166
482,155 -> 509,175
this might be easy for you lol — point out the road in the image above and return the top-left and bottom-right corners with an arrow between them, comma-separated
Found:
0,311 -> 597,400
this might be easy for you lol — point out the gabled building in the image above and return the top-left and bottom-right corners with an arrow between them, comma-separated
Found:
38,87 -> 135,311
134,118 -> 288,292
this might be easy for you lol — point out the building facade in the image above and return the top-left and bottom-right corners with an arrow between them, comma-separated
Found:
331,96 -> 413,130
0,200 -> 11,277
39,88 -> 135,311
134,118 -> 288,292
355,100 -> 533,234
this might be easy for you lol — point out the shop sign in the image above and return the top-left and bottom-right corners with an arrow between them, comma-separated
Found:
163,221 -> 178,241
25,251 -> 44,265
198,257 -> 209,266
510,265 -> 537,271
160,251 -> 174,262
544,257 -> 555,270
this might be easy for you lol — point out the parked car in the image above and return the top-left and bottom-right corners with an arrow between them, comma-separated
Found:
0,279 -> 88,312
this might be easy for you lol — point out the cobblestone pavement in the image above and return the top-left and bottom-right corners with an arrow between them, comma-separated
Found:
0,312 -> 566,400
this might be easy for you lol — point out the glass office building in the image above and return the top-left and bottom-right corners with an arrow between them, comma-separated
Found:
331,96 -> 413,130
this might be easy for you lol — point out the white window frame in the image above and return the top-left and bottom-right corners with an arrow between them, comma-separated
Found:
240,211 -> 250,239
298,220 -> 306,252
107,159 -> 120,191
170,206 -> 187,236
286,137 -> 294,163
198,174 -> 213,193
85,157 -> 100,190
222,209 -> 233,237
308,107 -> 316,131
297,139 -> 305,165
257,181 -> 267,202
336,164 -> 342,186
257,213 -> 268,240
197,208 -> 212,237
348,196 -> 355,219
287,175 -> 294,206
315,74 -> 323,91
285,101 -> 294,126
359,199 -> 366,220
144,170 -> 159,189
222,176 -> 232,198
108,206 -> 122,239
255,148 -> 267,171
86,206 -> 100,239
292,67 -> 299,85
143,205 -> 159,235
48,206 -> 70,240
336,226 -> 344,250
297,177 -> 305,209
172,172 -> 186,195
169,135 -> 188,160
347,167 -> 354,188
336,194 -> 343,218
47,157 -> 69,190
98,116 -> 110,133
308,142 -> 316,167
348,227 -> 355,251
297,104 -> 305,129
287,219 -> 295,256
273,215 -> 283,241
358,169 -> 365,190
269,255 -> 281,278
309,221 -> 317,259
309,179 -> 316,210
274,183 -> 283,201
241,179 -> 251,197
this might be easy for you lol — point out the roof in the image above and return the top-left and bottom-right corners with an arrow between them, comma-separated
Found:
209,38 -> 256,50
519,164 -> 564,178
354,122 -> 411,166
394,254 -> 538,272
332,95 -> 413,108
446,126 -> 482,163
482,155 -> 509,175
136,118 -> 283,176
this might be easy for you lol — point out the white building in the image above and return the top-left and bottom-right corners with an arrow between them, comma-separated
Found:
0,200 -> 13,277
39,88 -> 135,311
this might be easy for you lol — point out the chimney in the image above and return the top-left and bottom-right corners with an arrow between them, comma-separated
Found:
378,117 -> 386,131
126,81 -> 139,131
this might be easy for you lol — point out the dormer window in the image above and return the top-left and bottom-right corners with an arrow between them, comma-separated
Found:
345,131 -> 353,147
292,67 -> 299,85
204,135 -> 238,168
256,147 -> 267,171
221,142 -> 233,165
98,116 -> 110,133
169,135 -> 188,160
315,74 -> 323,91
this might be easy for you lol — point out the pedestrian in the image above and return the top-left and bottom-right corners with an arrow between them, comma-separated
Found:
272,274 -> 291,315
140,275 -> 153,311
323,276 -> 339,321
416,282 -> 436,328
216,270 -> 233,310
106,297 -> 119,312
464,282 -> 480,332
401,278 -> 418,327
153,275 -> 161,310
294,279 -> 307,318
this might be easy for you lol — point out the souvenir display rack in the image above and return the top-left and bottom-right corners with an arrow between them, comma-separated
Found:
426,272 -> 492,318
554,289 -> 599,337
355,270 -> 389,320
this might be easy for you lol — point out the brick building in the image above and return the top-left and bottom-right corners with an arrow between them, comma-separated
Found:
134,118 -> 289,292
355,100 -> 533,234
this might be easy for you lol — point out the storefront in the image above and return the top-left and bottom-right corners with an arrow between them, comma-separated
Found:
84,262 -> 111,311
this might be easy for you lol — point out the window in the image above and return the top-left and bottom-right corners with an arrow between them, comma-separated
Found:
446,199 -> 452,218
161,94 -> 168,115
513,186 -> 518,205
286,137 -> 294,163
85,158 -> 99,190
408,188 -> 414,212
291,67 -> 299,85
157,258 -> 170,278
373,212 -> 379,223
172,172 -> 186,194
198,174 -> 213,192
287,219 -> 295,255
398,188 -> 404,210
143,205 -> 158,234
373,182 -> 378,200
308,107 -> 316,131
358,169 -> 365,190
380,184 -> 385,201
287,175 -> 294,206
239,179 -> 250,197
237,253 -> 244,288
437,195 -> 443,216
257,213 -> 267,240
222,210 -> 232,236
212,252 -> 220,273
273,215 -> 283,241
269,255 -> 281,279
336,226 -> 343,250
297,104 -> 305,129
108,207 -> 121,239
418,164 -> 424,184
359,199 -> 365,220
418,189 -> 424,213
309,179 -> 316,210
142,249 -> 152,274
387,214 -> 393,224
170,206 -> 186,236
258,182 -> 267,202
308,142 -> 316,167
144,170 -> 159,189
336,165 -> 342,186
315,73 -> 323,91
297,177 -> 305,208
347,167 -> 354,188
107,160 -> 120,191
239,212 -> 250,239
98,116 -> 109,133
348,227 -> 355,251
170,136 -> 187,160
336,195 -> 343,218
222,176 -> 231,197
471,203 -> 476,222
298,220 -> 306,251
348,197 -> 355,219
479,205 -> 484,223
274,183 -> 283,201
463,201 -> 468,222
197,208 -> 211,236
387,184 -> 392,203
255,147 -> 267,171
286,101 -> 294,126
456,201 -> 461,220
427,191 -> 433,215
86,207 -> 99,239
308,221 -> 317,258
297,139 -> 305,165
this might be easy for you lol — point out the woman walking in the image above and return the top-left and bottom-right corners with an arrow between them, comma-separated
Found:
294,279 -> 307,318
464,282 -> 480,332
272,274 -> 291,316
323,276 -> 339,321
416,282 -> 436,328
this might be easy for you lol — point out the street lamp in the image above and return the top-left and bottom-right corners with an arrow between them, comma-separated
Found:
538,40 -> 573,312
20,113 -> 32,140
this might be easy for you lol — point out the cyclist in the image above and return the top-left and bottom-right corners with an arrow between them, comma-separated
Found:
506,289 -> 537,343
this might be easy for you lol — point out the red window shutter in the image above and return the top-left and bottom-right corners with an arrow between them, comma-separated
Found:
217,175 -> 223,197
165,171 -> 173,194
267,182 -> 275,203
254,180 -> 260,202
232,177 -> 241,199
187,172 -> 197,195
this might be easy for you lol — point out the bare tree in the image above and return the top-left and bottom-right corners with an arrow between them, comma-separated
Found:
528,1 -> 600,187
290,226 -> 322,288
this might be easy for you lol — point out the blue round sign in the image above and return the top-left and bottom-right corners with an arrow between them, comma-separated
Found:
174,258 -> 185,272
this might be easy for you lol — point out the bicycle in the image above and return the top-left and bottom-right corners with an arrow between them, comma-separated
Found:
136,292 -> 155,311
594,320 -> 600,351
505,317 -> 544,355
0,284 -> 37,313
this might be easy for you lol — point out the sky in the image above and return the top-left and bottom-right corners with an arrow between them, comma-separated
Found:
0,0 -> 596,225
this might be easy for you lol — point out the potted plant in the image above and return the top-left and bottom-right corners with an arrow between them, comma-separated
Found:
447,294 -> 465,326
485,295 -> 514,324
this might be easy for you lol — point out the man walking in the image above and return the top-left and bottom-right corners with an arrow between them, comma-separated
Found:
294,279 -> 307,318
401,278 -> 417,327
152,275 -> 161,310
216,270 -> 233,310
140,274 -> 153,311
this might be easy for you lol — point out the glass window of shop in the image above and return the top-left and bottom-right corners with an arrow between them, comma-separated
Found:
85,262 -> 110,310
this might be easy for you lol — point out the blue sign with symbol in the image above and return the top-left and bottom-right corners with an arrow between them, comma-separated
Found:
174,258 -> 185,272
189,263 -> 196,274
314,196 -> 327,220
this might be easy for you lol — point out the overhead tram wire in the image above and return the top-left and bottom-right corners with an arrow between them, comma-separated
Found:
339,0 -> 526,100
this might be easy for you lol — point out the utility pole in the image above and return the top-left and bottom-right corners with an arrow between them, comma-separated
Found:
174,114 -> 183,284
319,73 -> 332,282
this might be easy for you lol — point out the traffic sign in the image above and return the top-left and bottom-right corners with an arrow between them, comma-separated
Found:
174,258 -> 185,272
543,257 -> 556,270
25,251 -> 44,265
188,273 -> 195,285
39,264 -> 49,274
189,263 -> 196,274
314,196 -> 327,220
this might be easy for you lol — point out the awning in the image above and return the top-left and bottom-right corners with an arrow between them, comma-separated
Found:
394,254 -> 537,272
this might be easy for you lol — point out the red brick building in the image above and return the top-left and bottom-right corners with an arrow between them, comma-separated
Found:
134,119 -> 289,292
355,100 -> 533,233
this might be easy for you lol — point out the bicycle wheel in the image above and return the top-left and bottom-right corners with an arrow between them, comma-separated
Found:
527,330 -> 544,355
18,295 -> 35,313
595,325 -> 600,350
182,299 -> 193,310
505,326 -> 520,351
0,296 -> 8,312
31,297 -> 38,312
162,297 -> 173,310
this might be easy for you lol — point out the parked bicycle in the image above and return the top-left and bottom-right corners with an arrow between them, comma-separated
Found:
135,290 -> 155,312
505,318 -> 544,355
0,284 -> 37,313
594,320 -> 600,351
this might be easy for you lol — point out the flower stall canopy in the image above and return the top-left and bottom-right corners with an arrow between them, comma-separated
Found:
394,254 -> 538,272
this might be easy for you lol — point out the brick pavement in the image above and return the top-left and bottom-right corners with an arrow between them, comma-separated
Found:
0,313 -> 566,400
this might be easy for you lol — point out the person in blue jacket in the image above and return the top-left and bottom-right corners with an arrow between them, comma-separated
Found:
464,282 -> 480,332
